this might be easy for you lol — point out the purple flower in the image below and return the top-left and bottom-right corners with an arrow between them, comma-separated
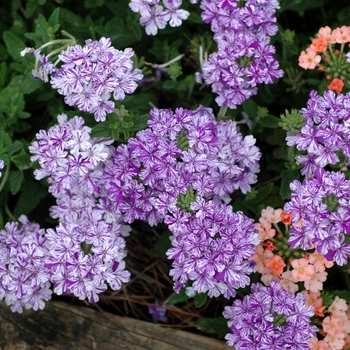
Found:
197,0 -> 283,109
223,282 -> 317,349
50,37 -> 143,122
285,168 -> 350,265
148,300 -> 167,323
286,90 -> 350,176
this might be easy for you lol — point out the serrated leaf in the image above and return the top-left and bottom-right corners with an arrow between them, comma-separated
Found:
196,317 -> 230,338
128,113 -> 149,132
246,183 -> 274,205
168,288 -> 189,305
47,8 -> 60,31
194,293 -> 207,308
9,170 -> 24,195
2,31 -> 26,62
152,231 -> 172,257
0,87 -> 29,120
280,169 -> 300,200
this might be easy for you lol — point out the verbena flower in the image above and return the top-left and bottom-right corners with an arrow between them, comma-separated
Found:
197,0 -> 283,109
129,0 -> 190,35
286,90 -> 350,176
50,37 -> 143,122
29,114 -> 131,302
285,168 -> 350,266
223,281 -> 317,349
0,215 -> 52,313
104,105 -> 261,226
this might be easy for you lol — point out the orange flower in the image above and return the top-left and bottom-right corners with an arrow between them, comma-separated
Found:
280,211 -> 292,225
328,78 -> 344,94
265,241 -> 275,251
310,37 -> 328,52
265,254 -> 286,275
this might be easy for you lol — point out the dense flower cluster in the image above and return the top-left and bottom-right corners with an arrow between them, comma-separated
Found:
104,105 -> 261,226
286,90 -> 350,176
223,281 -> 317,349
29,114 -> 131,302
0,216 -> 52,312
129,0 -> 192,35
197,0 -> 283,108
103,105 -> 261,296
284,168 -> 350,266
166,201 -> 259,298
50,37 -> 143,122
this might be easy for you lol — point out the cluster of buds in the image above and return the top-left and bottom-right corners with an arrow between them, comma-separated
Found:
298,26 -> 350,94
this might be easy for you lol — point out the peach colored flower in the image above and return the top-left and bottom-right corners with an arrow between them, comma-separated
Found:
280,270 -> 298,293
303,290 -> 325,317
265,254 -> 286,275
304,271 -> 327,293
310,37 -> 328,52
309,251 -> 334,272
332,25 -> 350,44
255,221 -> 275,241
260,267 -> 279,286
323,315 -> 345,336
324,333 -> 345,350
309,336 -> 330,350
261,206 -> 283,223
299,48 -> 321,69
291,258 -> 315,281
328,78 -> 344,94
329,297 -> 348,317
249,244 -> 273,273
318,26 -> 336,44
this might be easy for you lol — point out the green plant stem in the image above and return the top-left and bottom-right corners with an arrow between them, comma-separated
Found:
217,105 -> 228,120
0,164 -> 10,193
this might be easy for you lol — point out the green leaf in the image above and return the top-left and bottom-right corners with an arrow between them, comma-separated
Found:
128,113 -> 149,132
246,183 -> 274,206
7,140 -> 23,155
242,99 -> 258,119
91,122 -> 113,139
37,0 -> 46,5
9,170 -> 24,195
47,8 -> 60,31
196,317 -> 230,338
14,180 -> 48,217
152,230 -> 172,257
194,293 -> 207,308
168,288 -> 190,305
259,115 -> 281,129
162,79 -> 188,91
2,31 -> 26,62
280,169 -> 300,200
11,153 -> 31,168
0,87 -> 30,120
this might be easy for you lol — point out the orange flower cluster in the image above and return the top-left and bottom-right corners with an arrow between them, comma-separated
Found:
298,25 -> 350,94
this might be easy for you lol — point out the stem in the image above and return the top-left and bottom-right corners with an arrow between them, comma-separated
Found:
272,222 -> 283,236
217,105 -> 228,120
0,164 -> 10,193
158,54 -> 185,69
37,38 -> 76,52
4,198 -> 16,222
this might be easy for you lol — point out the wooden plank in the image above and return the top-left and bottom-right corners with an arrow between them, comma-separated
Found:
0,301 -> 231,350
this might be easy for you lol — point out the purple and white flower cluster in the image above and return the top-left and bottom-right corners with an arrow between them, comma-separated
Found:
103,105 -> 261,297
50,37 -> 143,122
223,282 -> 317,349
28,114 -> 131,303
286,90 -> 350,176
197,0 -> 283,109
285,168 -> 350,266
129,0 -> 192,35
0,216 -> 52,313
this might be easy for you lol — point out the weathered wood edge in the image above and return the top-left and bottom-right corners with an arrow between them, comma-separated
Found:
0,301 -> 232,350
